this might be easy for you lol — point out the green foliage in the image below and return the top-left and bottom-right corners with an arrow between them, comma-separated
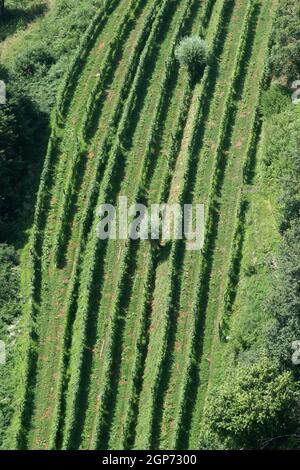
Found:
258,104 -> 300,377
0,244 -> 21,447
268,0 -> 300,82
266,220 -> 300,371
0,244 -> 20,327
0,0 -> 117,449
0,105 -> 19,225
201,360 -> 299,449
0,1 -> 46,42
175,36 -> 208,76
0,76 -> 43,239
2,0 -> 299,452
14,45 -> 54,77
219,25 -> 273,340
260,84 -> 291,119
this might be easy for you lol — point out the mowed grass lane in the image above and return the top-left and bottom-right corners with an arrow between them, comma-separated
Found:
188,0 -> 278,449
158,0 -> 251,450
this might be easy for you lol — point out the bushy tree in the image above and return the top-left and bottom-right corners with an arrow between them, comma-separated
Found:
175,36 -> 208,78
200,360 -> 299,449
0,243 -> 20,325
14,45 -> 54,77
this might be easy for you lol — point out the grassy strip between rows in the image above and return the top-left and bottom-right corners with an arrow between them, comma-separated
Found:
60,0 -> 174,449
4,0 -> 123,449
133,0 -> 229,451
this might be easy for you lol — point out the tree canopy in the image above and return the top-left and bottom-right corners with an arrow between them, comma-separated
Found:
201,360 -> 299,449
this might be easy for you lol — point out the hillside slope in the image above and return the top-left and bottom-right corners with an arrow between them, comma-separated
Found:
4,0 -> 285,450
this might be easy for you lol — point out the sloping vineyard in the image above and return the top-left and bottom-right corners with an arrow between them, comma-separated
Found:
7,0 -> 279,450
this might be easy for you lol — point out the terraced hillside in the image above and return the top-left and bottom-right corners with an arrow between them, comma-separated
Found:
6,0 -> 279,450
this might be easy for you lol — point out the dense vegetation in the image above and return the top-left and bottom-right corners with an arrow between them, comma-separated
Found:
0,244 -> 21,445
201,360 -> 299,449
175,36 -> 208,79
0,0 -> 299,451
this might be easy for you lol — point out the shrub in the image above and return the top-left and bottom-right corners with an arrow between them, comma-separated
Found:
14,45 -> 55,77
0,244 -> 20,312
260,84 -> 291,119
200,360 -> 299,449
175,36 -> 208,77
0,75 -> 44,237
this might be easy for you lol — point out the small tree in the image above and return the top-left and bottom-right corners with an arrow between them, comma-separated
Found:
175,36 -> 208,78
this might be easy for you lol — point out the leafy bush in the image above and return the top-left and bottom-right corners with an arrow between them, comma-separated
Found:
175,36 -> 208,76
0,73 -> 44,238
260,84 -> 291,119
0,244 -> 20,316
14,45 -> 54,77
260,106 -> 300,376
200,360 -> 299,449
